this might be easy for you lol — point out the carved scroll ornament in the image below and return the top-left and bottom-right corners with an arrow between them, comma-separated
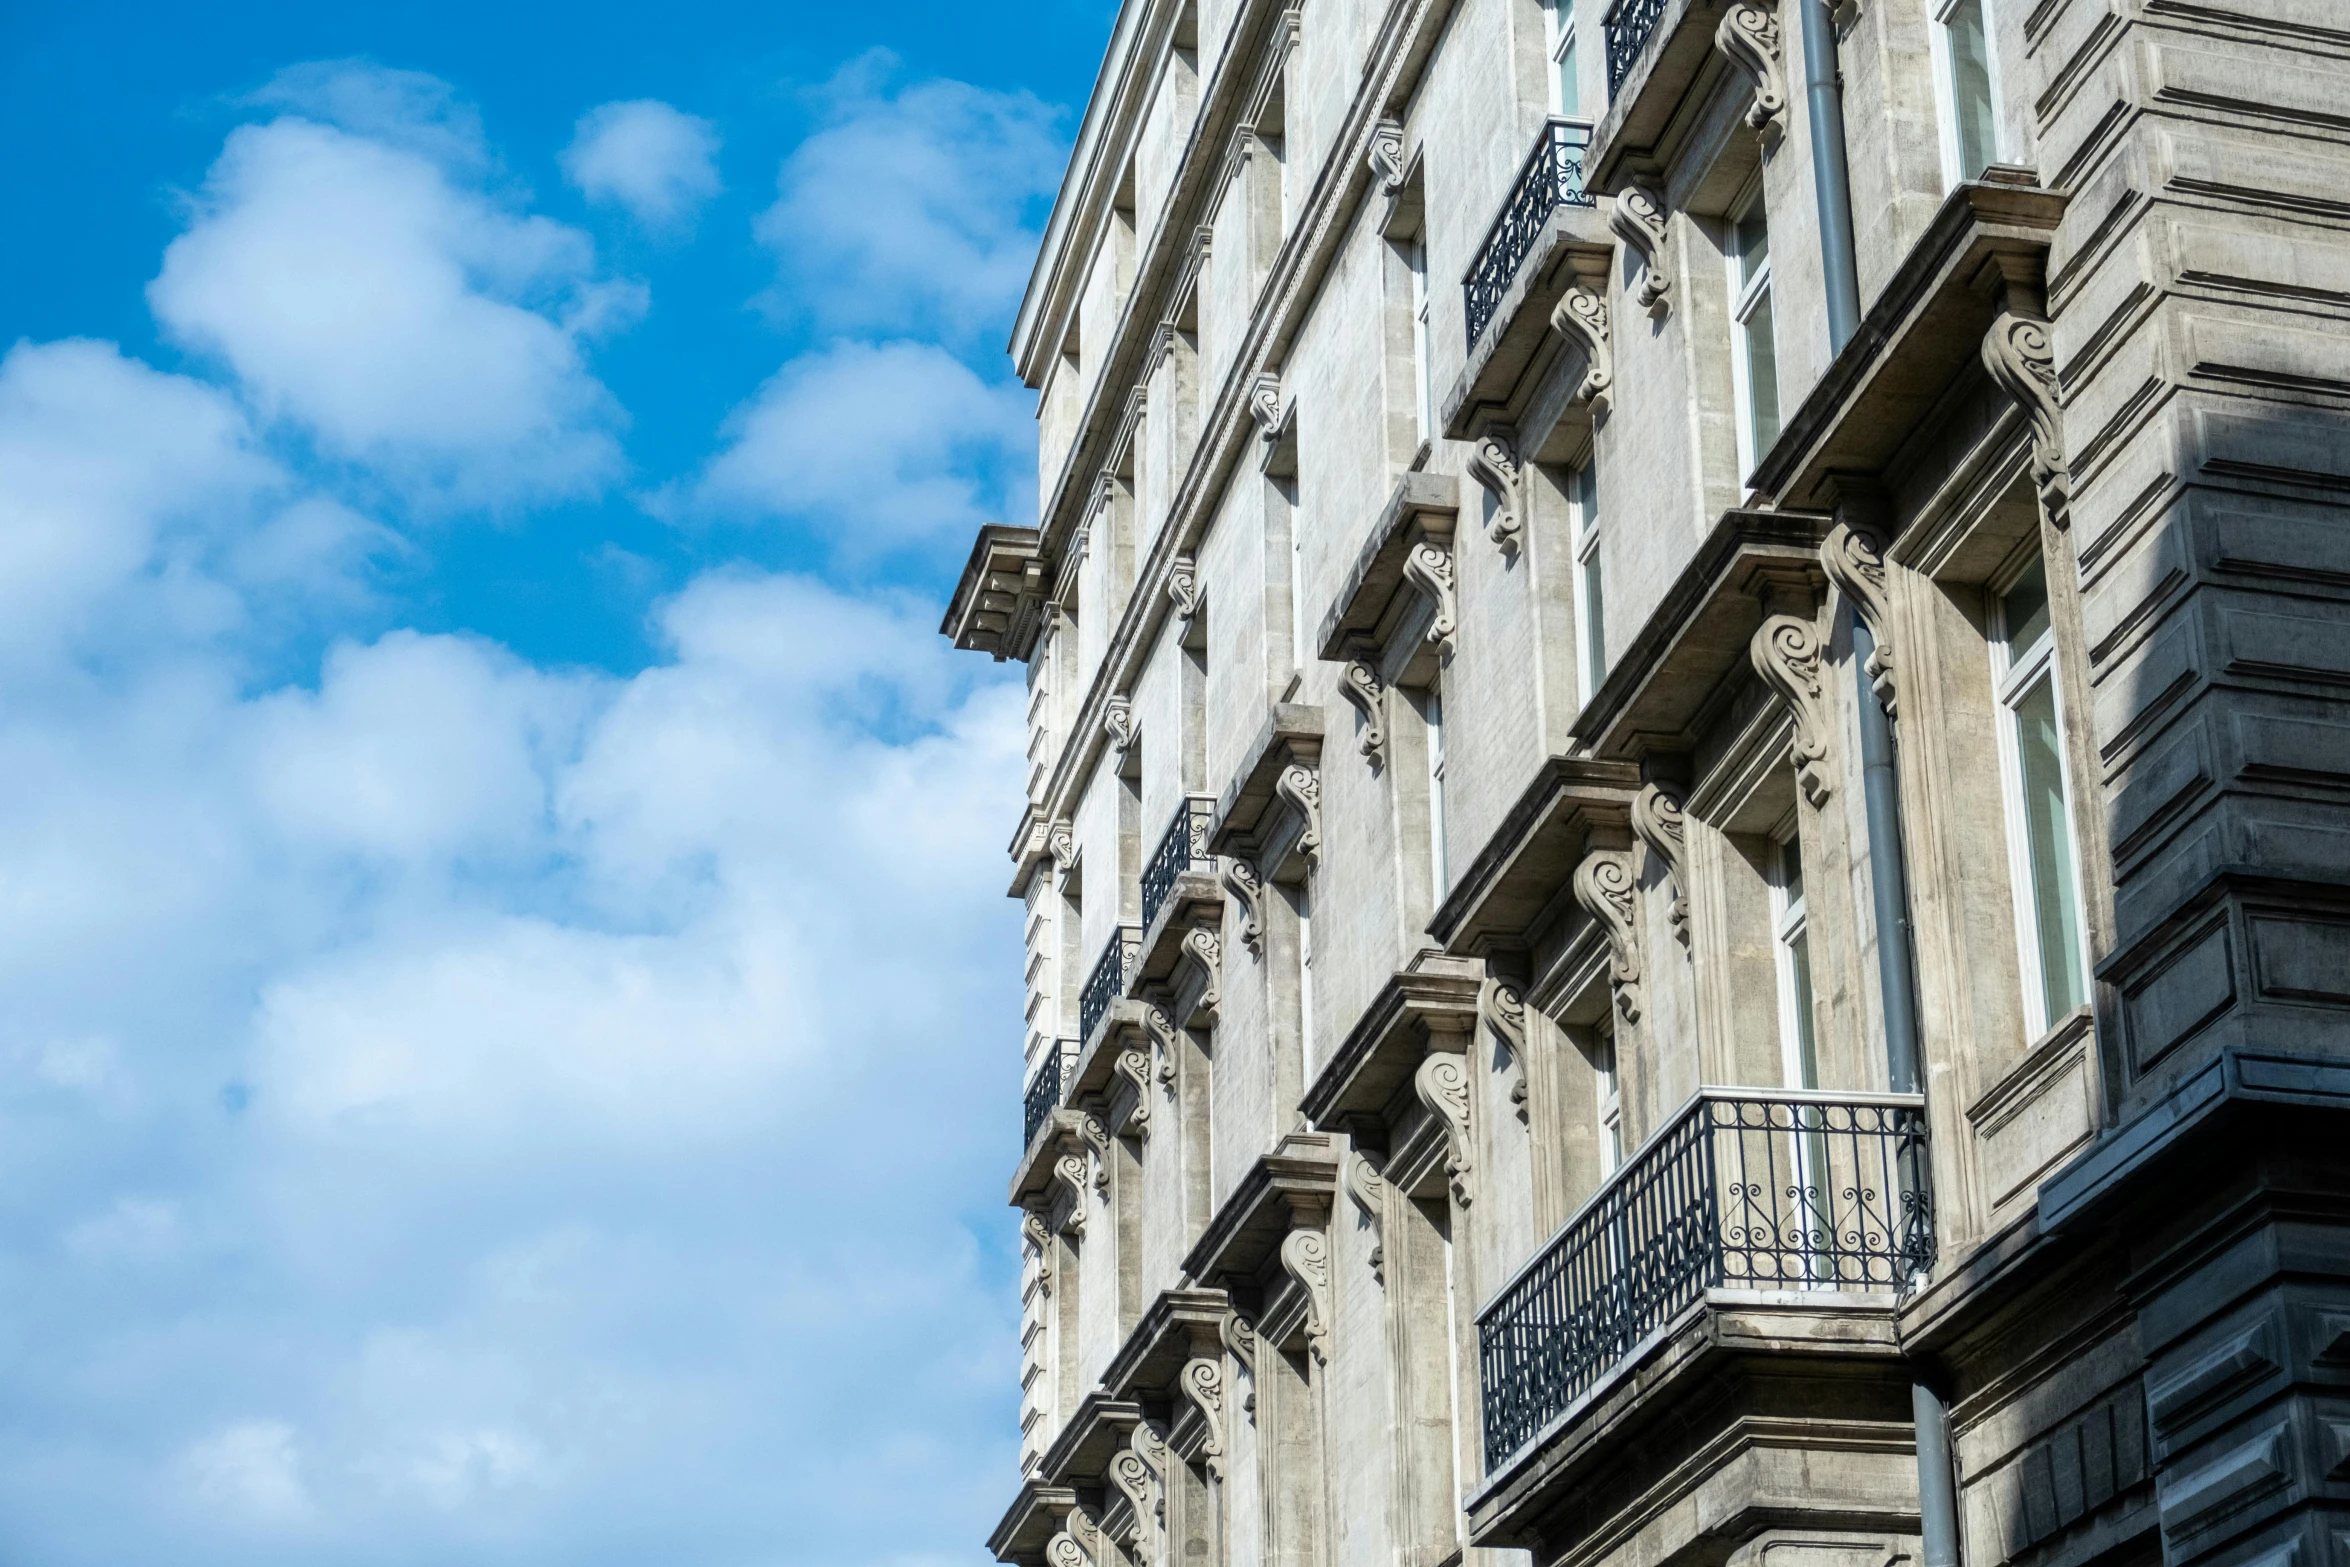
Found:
1549,284 -> 1613,413
1022,1207 -> 1054,1295
1045,1530 -> 1092,1567
1342,1150 -> 1388,1284
1279,1228 -> 1334,1364
1115,1045 -> 1153,1135
1339,659 -> 1387,761
1219,1312 -> 1259,1417
1108,1448 -> 1160,1561
1080,1111 -> 1114,1193
1629,781 -> 1692,951
1221,857 -> 1267,954
1480,977 -> 1530,1124
1714,1 -> 1787,136
1467,431 -> 1524,550
1052,1149 -> 1090,1234
1181,1355 -> 1228,1475
1749,613 -> 1835,807
1368,116 -> 1407,194
1276,763 -> 1324,859
1573,847 -> 1643,1023
1168,554 -> 1201,619
1982,305 -> 2067,527
1414,1052 -> 1475,1207
1048,818 -> 1076,872
1104,696 -> 1136,752
1402,539 -> 1459,645
1144,1002 -> 1181,1095
1248,372 -> 1284,440
1180,927 -> 1223,1021
1609,184 -> 1672,314
1821,521 -> 1896,718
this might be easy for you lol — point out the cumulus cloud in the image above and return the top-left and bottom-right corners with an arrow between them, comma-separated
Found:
758,54 -> 1065,336
562,99 -> 722,229
696,340 -> 1034,557
150,65 -> 638,509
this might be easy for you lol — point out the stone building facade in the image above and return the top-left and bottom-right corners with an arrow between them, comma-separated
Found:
944,3 -> 2350,1567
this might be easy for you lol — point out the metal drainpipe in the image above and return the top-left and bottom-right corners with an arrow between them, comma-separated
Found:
1799,0 -> 1863,348
1852,618 -> 1961,1567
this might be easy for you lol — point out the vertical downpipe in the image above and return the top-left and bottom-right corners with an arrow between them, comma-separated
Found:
1799,0 -> 1862,348
1853,619 -> 1961,1567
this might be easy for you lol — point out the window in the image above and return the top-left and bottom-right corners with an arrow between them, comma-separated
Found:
1571,460 -> 1606,703
1727,186 -> 1780,478
1409,234 -> 1434,443
1934,0 -> 2000,185
1288,503 -> 1309,676
1991,555 -> 2089,1033
1546,0 -> 1581,116
1297,879 -> 1318,1073
1594,1021 -> 1623,1172
1772,836 -> 1819,1090
1422,679 -> 1448,900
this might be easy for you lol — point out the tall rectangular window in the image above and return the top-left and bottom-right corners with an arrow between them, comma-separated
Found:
1409,234 -> 1434,444
1572,460 -> 1606,704
1935,0 -> 1999,184
1772,836 -> 1819,1090
1992,555 -> 2088,1032
1422,680 -> 1448,901
1727,187 -> 1779,478
1297,880 -> 1317,1075
1594,1022 -> 1622,1172
1547,0 -> 1581,116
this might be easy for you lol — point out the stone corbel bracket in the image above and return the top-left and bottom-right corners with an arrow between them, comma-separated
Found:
1715,0 -> 1787,138
1413,1052 -> 1475,1207
1052,1144 -> 1091,1235
1275,764 -> 1324,860
1180,927 -> 1223,1024
1104,696 -> 1136,753
1480,976 -> 1530,1124
1339,658 -> 1387,763
1218,1311 -> 1259,1417
1168,554 -> 1201,619
1630,781 -> 1692,951
1247,371 -> 1285,442
1221,857 -> 1267,954
1080,1111 -> 1115,1193
1107,1447 -> 1158,1562
1115,1044 -> 1154,1135
1982,305 -> 2067,527
1549,284 -> 1613,413
1045,1529 -> 1092,1567
1749,612 -> 1836,807
1573,845 -> 1644,1023
1609,184 -> 1672,315
1278,1228 -> 1333,1365
1022,1206 -> 1055,1296
1466,431 -> 1524,552
1367,115 -> 1406,194
1144,1002 -> 1182,1095
1048,818 -> 1076,880
1822,521 -> 1896,718
1181,1354 -> 1228,1475
1341,1150 -> 1388,1284
1401,537 -> 1459,645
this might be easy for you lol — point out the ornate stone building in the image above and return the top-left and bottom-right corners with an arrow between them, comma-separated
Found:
944,3 -> 2350,1567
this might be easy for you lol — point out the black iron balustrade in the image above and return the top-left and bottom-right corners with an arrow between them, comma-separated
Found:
1476,1089 -> 1934,1470
1079,927 -> 1141,1043
1022,1042 -> 1070,1148
1605,0 -> 1670,94
1462,118 -> 1596,346
1141,796 -> 1218,931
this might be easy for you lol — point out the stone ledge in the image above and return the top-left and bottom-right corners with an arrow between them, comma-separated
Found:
1430,755 -> 1643,957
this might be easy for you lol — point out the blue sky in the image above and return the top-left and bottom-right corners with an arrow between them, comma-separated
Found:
0,3 -> 1107,1560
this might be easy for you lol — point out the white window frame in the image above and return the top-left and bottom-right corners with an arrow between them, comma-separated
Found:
1726,182 -> 1777,484
1594,1023 -> 1623,1174
1928,0 -> 2004,191
1571,460 -> 1605,705
1769,834 -> 1817,1091
1988,553 -> 2093,1039
1422,679 -> 1448,901
1546,0 -> 1581,117
1297,878 -> 1317,1075
1409,233 -> 1434,444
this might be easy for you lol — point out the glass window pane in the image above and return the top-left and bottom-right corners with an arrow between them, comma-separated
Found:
1946,0 -> 1998,180
2001,556 -> 2051,655
1555,30 -> 1580,117
1743,287 -> 1780,455
1736,202 -> 1770,285
2013,672 -> 2087,1020
1788,930 -> 1820,1088
1582,551 -> 1607,688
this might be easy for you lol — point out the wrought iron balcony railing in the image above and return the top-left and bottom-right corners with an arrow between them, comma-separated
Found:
1079,927 -> 1141,1043
1023,1041 -> 1071,1149
1477,1089 -> 1934,1470
1605,0 -> 1670,94
1141,796 -> 1218,931
1463,118 -> 1596,346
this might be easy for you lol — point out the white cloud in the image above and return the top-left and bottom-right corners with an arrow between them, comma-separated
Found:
179,1421 -> 311,1524
758,55 -> 1065,336
149,67 -> 637,510
563,99 -> 722,229
696,340 -> 1034,557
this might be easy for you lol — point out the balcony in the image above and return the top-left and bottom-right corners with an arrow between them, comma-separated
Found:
1462,119 -> 1595,346
1079,927 -> 1141,1043
1140,796 -> 1217,932
1022,1042 -> 1071,1149
1605,0 -> 1669,95
1477,1089 -> 1934,1470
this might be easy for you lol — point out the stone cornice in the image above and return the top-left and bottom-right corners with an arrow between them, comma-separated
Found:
1180,1132 -> 1339,1286
1299,959 -> 1484,1130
